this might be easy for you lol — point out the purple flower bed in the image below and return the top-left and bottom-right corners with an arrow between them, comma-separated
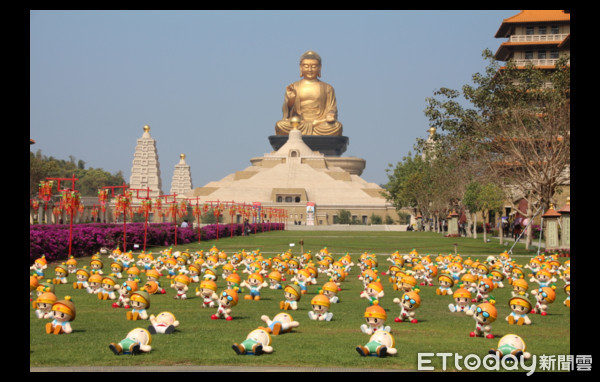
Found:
30,222 -> 283,265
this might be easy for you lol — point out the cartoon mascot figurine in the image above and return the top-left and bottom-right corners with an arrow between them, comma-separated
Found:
260,313 -> 300,335
531,286 -> 556,316
489,334 -> 531,360
212,288 -> 239,320
232,328 -> 273,355
148,311 -> 179,334
392,291 -> 421,323
448,288 -> 474,313
127,290 -> 150,320
506,296 -> 533,325
308,293 -> 333,322
280,284 -> 302,310
45,296 -> 76,335
467,302 -> 497,339
196,279 -> 219,308
109,328 -> 152,355
356,330 -> 397,358
360,301 -> 390,334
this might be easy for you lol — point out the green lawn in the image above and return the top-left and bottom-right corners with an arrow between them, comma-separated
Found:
30,231 -> 570,371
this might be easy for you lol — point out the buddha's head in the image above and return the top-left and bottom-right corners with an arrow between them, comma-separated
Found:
299,51 -> 321,79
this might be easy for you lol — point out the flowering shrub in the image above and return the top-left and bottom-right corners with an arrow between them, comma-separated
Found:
543,248 -> 570,257
30,222 -> 283,265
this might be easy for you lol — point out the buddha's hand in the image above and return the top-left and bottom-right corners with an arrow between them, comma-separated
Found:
286,84 -> 296,106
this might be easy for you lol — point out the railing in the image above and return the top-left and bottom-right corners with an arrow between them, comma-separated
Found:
509,33 -> 568,43
512,58 -> 570,67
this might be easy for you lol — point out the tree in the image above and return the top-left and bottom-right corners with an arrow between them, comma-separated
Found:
477,183 -> 505,244
370,214 -> 382,225
337,209 -> 352,224
423,51 -> 570,248
384,154 -> 434,223
30,150 -> 126,197
462,182 -> 482,239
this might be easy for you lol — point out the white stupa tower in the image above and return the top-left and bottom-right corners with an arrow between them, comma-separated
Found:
170,153 -> 194,197
129,125 -> 163,199
422,127 -> 438,161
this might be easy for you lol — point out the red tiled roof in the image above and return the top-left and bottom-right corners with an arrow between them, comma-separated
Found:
495,10 -> 570,37
542,206 -> 562,218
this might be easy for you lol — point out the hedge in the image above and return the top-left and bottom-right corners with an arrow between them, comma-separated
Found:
30,222 -> 283,265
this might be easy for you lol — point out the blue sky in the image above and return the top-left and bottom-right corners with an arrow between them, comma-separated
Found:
30,10 -> 519,191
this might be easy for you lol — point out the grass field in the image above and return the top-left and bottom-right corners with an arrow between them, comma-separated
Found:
29,230 -> 570,372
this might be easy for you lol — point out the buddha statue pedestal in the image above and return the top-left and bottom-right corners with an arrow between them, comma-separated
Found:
268,135 -> 349,157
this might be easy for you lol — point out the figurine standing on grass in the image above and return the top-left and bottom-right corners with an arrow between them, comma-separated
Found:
360,281 -> 384,305
145,269 -> 166,294
113,280 -> 138,308
212,289 -> 239,320
290,268 -> 316,294
241,273 -> 268,301
45,296 -> 75,335
196,280 -> 219,308
531,287 -> 556,316
30,255 -> 48,279
109,328 -> 152,355
510,278 -> 530,298
393,291 -> 421,323
467,302 -> 497,339
268,270 -> 283,290
171,273 -> 191,300
474,278 -> 495,304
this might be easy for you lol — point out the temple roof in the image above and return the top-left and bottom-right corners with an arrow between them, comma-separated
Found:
495,10 -> 570,37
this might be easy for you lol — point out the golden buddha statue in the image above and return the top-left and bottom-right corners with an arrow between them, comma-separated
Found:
275,51 -> 343,136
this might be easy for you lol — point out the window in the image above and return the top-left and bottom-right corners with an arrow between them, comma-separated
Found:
538,51 -> 546,59
285,196 -> 292,203
333,215 -> 339,224
277,196 -> 282,202
551,25 -> 559,34
538,26 -> 546,34
550,50 -> 559,59
525,51 -> 534,60
526,26 -> 534,35
295,196 -> 301,203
